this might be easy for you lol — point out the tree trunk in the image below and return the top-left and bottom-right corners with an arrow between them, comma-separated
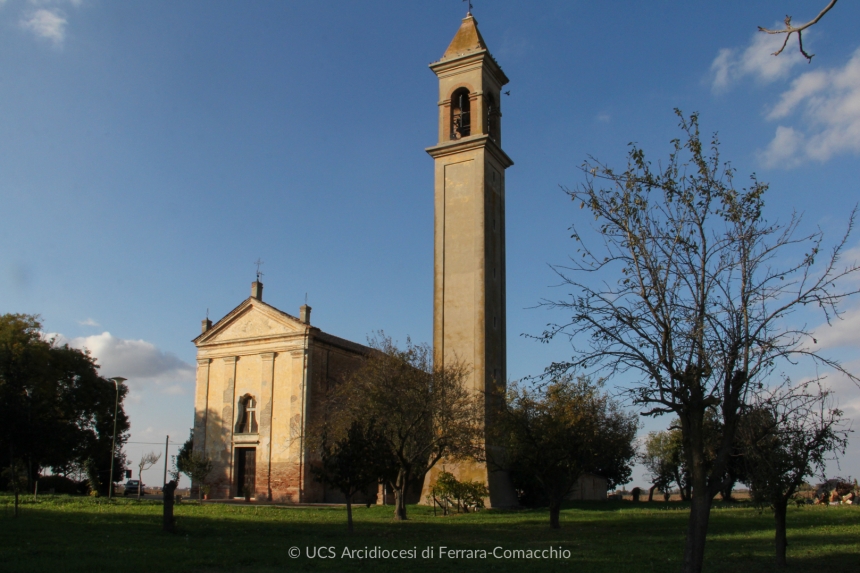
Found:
163,479 -> 177,533
346,494 -> 354,533
682,491 -> 713,573
393,471 -> 408,520
393,487 -> 407,520
720,478 -> 735,502
648,484 -> 658,502
774,498 -> 789,567
10,447 -> 19,518
549,501 -> 561,529
681,408 -> 714,573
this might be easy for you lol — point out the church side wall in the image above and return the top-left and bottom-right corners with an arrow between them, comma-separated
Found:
306,340 -> 367,503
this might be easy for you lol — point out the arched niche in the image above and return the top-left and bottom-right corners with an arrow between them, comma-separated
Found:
450,87 -> 472,140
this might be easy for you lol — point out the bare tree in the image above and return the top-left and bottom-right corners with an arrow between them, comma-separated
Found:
540,110 -> 859,573
738,379 -> 849,568
136,451 -> 161,500
332,333 -> 482,521
758,0 -> 838,61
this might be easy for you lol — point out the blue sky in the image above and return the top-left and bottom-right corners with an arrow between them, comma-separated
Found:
2,0 -> 859,489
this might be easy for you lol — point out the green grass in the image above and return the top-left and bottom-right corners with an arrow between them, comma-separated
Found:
1,494 -> 858,572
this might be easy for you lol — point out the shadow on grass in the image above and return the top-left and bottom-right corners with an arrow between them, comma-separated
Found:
1,496 -> 857,573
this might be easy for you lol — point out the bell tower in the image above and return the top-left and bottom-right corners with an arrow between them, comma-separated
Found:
425,12 -> 515,507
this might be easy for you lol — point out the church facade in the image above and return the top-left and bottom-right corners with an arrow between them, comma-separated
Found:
191,281 -> 369,502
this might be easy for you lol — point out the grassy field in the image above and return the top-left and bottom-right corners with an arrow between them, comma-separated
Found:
1,494 -> 858,573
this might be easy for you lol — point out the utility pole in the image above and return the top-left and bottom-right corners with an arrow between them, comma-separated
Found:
163,435 -> 169,488
107,377 -> 127,500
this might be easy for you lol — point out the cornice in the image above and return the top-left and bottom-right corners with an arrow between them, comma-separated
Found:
426,134 -> 514,168
429,50 -> 509,86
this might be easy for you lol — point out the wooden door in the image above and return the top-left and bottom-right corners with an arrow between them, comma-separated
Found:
234,448 -> 256,497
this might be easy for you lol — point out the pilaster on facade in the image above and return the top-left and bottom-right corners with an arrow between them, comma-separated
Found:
193,358 -> 211,455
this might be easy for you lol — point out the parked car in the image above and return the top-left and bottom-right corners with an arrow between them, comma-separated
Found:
123,480 -> 144,496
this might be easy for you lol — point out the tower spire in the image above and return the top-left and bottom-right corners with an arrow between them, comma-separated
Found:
441,10 -> 489,61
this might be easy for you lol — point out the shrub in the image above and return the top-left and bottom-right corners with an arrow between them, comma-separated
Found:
37,475 -> 80,495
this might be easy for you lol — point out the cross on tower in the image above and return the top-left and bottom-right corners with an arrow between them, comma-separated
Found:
463,0 -> 473,14
254,258 -> 264,282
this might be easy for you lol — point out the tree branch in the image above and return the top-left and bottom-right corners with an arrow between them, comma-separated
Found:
758,0 -> 838,61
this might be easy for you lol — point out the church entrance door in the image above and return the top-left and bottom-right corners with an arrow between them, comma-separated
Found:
234,447 -> 256,498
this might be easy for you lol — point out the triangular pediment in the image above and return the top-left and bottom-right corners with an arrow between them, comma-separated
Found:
195,299 -> 306,346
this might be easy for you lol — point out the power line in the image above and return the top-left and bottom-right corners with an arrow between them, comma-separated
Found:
126,441 -> 182,445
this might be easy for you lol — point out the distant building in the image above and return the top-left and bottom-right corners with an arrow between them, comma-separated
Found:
191,281 -> 368,502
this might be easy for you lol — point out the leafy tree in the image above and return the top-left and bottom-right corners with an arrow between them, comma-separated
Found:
493,375 -> 638,528
173,431 -> 212,500
310,419 -> 392,532
84,457 -> 102,497
540,111 -> 859,572
331,333 -> 482,521
0,313 -> 129,504
738,379 -> 848,567
641,428 -> 686,501
174,431 -> 193,470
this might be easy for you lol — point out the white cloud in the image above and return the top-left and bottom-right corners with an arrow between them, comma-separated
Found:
595,113 -> 611,123
758,125 -> 804,168
78,318 -> 100,327
825,366 -> 860,419
51,331 -> 195,394
27,0 -> 83,7
710,30 -> 808,92
813,304 -> 860,351
20,8 -> 67,45
760,48 -> 860,167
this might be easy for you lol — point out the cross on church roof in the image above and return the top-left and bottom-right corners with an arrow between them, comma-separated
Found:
254,258 -> 264,282
463,0 -> 473,15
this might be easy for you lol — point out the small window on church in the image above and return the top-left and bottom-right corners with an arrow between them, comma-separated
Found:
236,395 -> 258,434
450,88 -> 471,140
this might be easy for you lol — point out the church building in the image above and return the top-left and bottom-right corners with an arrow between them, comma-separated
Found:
191,280 -> 369,502
191,11 -> 607,504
